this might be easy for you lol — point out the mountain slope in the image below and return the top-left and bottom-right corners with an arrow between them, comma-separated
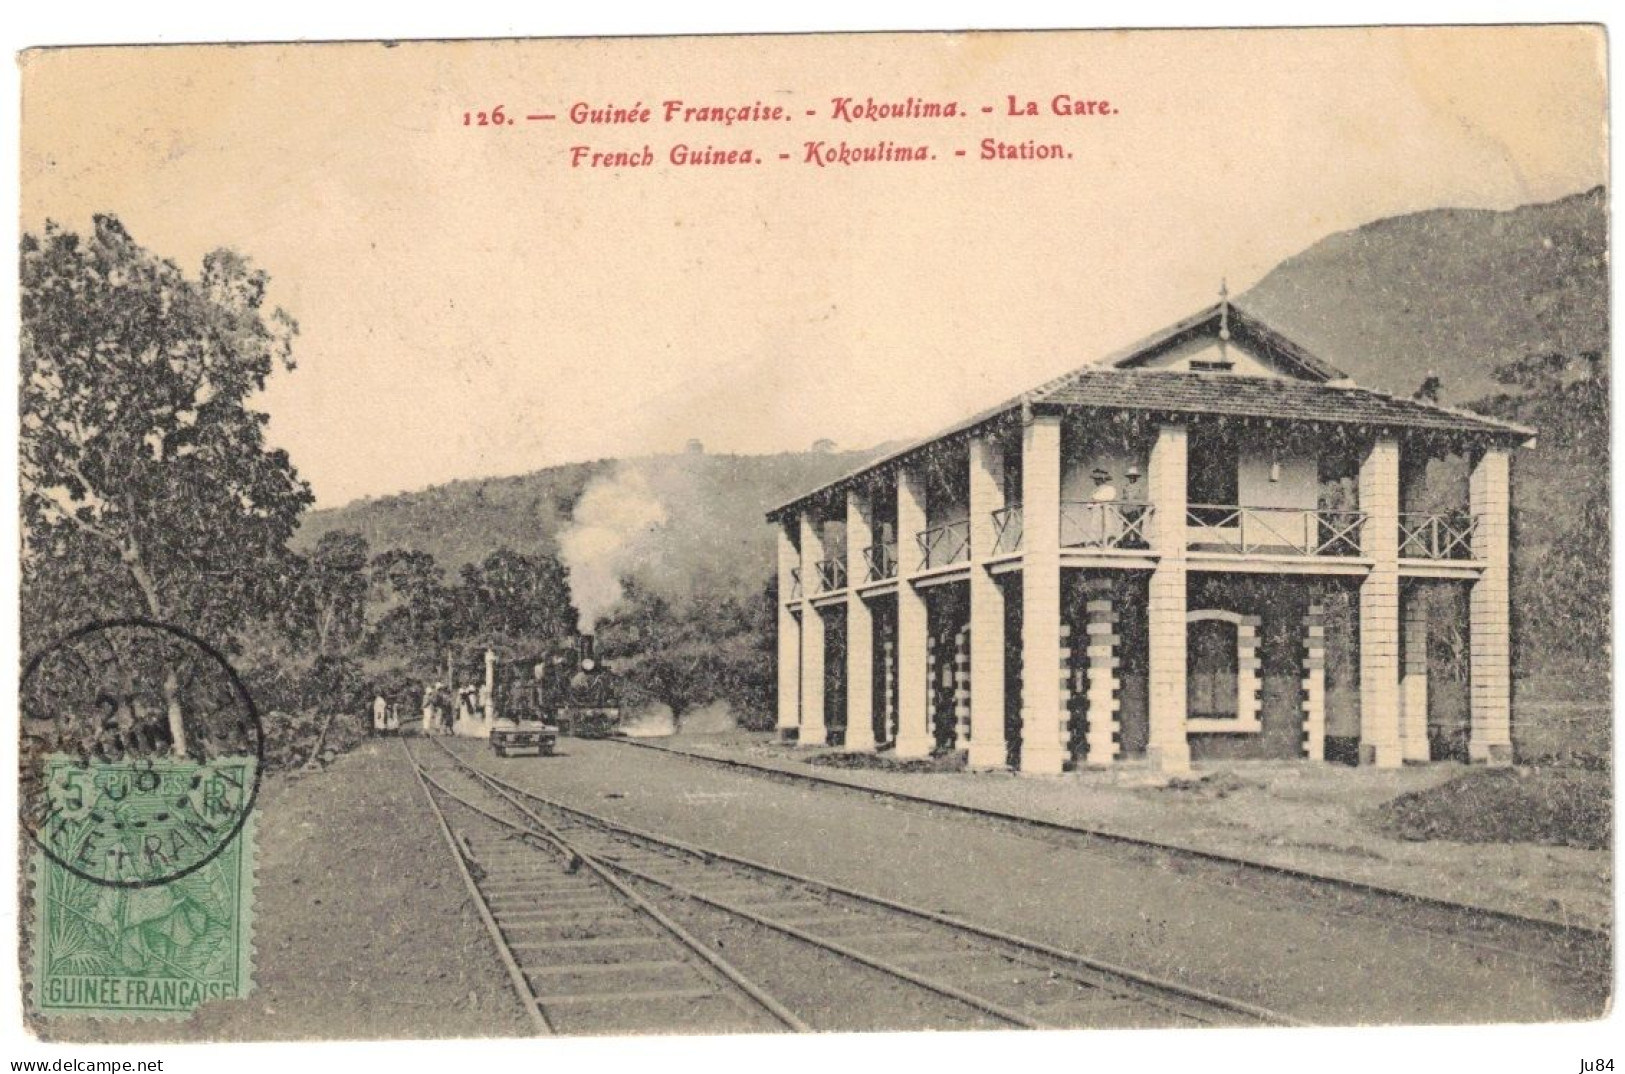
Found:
1241,186 -> 1607,402
296,447 -> 895,606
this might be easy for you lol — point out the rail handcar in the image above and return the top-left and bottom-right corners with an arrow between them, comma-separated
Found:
489,658 -> 559,757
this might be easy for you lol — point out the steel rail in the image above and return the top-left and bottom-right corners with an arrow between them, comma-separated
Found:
432,738 -> 1300,1027
606,736 -> 1611,963
410,741 -> 810,1033
439,743 -> 1047,1029
406,743 -> 553,1035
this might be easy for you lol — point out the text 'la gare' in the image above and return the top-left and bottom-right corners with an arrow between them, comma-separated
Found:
1006,94 -> 1117,116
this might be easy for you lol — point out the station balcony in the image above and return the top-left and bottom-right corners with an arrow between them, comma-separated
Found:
863,541 -> 899,581
992,506 -> 1023,554
987,502 -> 1155,554
916,520 -> 970,570
815,558 -> 848,593
1398,512 -> 1479,560
1185,505 -> 1365,557
918,506 -> 1481,566
1062,502 -> 1154,549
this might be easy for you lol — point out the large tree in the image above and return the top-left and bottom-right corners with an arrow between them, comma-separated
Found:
296,530 -> 372,655
21,215 -> 314,753
453,548 -> 578,646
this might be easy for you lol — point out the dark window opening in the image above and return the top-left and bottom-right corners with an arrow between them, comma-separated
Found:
1188,429 -> 1239,508
1188,618 -> 1239,719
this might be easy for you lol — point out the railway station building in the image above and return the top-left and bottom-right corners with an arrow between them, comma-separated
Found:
766,300 -> 1534,774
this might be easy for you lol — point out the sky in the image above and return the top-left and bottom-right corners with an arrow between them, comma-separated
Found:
18,26 -> 1608,508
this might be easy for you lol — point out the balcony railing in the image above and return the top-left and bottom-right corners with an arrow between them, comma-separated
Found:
1399,512 -> 1479,560
1186,505 -> 1365,557
815,558 -> 847,592
1061,501 -> 1154,550
992,506 -> 1024,554
863,542 -> 898,581
917,520 -> 970,570
789,567 -> 803,600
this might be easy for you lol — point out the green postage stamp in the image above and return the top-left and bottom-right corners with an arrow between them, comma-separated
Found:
29,756 -> 257,1019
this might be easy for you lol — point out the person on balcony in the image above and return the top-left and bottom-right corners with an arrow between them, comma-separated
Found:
1088,466 -> 1121,546
1121,465 -> 1146,545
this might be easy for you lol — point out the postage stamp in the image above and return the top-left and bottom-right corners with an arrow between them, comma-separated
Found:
30,804 -> 255,1019
19,620 -> 261,1018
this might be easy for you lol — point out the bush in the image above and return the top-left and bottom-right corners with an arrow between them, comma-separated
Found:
241,654 -> 374,770
1369,767 -> 1610,850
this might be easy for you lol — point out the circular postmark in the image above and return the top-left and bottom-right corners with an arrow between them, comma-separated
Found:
19,618 -> 264,889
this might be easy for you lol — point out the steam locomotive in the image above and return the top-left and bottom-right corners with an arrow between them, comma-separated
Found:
490,634 -> 622,746
552,635 -> 622,738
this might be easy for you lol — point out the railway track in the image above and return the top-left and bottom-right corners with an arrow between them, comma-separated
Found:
411,737 -> 1299,1034
409,739 -> 805,1035
606,736 -> 1612,978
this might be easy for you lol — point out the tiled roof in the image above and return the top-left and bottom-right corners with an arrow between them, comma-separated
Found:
766,309 -> 1535,522
1032,368 -> 1534,437
1105,302 -> 1348,382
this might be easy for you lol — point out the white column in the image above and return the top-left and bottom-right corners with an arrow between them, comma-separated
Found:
1401,584 -> 1431,763
1358,435 -> 1402,768
895,464 -> 933,757
844,489 -> 876,751
776,521 -> 801,736
1083,593 -> 1120,765
798,510 -> 828,747
1019,414 -> 1066,775
953,625 -> 971,748
968,433 -> 1009,769
1146,423 -> 1191,773
482,649 -> 496,726
1469,447 -> 1513,764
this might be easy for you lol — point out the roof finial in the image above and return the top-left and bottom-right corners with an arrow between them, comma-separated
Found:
1218,277 -> 1231,341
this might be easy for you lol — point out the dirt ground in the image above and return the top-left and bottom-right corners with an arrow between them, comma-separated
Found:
472,737 -> 1607,1025
38,739 -> 530,1043
646,731 -> 1614,931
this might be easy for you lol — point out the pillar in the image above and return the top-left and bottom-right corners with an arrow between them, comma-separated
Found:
1146,423 -> 1191,773
1302,600 -> 1326,759
1083,592 -> 1121,765
798,510 -> 828,747
1400,584 -> 1431,762
844,489 -> 877,751
1019,413 -> 1066,775
895,464 -> 933,757
1358,435 -> 1402,768
967,433 -> 1009,768
776,521 -> 801,737
881,618 -> 898,743
1057,620 -> 1074,758
483,648 -> 496,723
953,626 -> 971,748
1469,447 -> 1513,764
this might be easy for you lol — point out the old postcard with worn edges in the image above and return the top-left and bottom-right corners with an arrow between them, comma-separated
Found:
11,24 -> 1613,1060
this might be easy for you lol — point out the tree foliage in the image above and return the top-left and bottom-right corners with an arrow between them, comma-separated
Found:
1468,350 -> 1610,677
596,573 -> 774,728
20,216 -> 313,650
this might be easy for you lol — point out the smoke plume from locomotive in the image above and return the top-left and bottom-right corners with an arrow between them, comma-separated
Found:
559,466 -> 667,631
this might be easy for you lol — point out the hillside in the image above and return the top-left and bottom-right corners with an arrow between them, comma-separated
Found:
1241,186 -> 1607,403
296,447 -> 896,608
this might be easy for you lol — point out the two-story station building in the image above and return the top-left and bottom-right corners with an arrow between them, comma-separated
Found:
767,299 -> 1535,774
